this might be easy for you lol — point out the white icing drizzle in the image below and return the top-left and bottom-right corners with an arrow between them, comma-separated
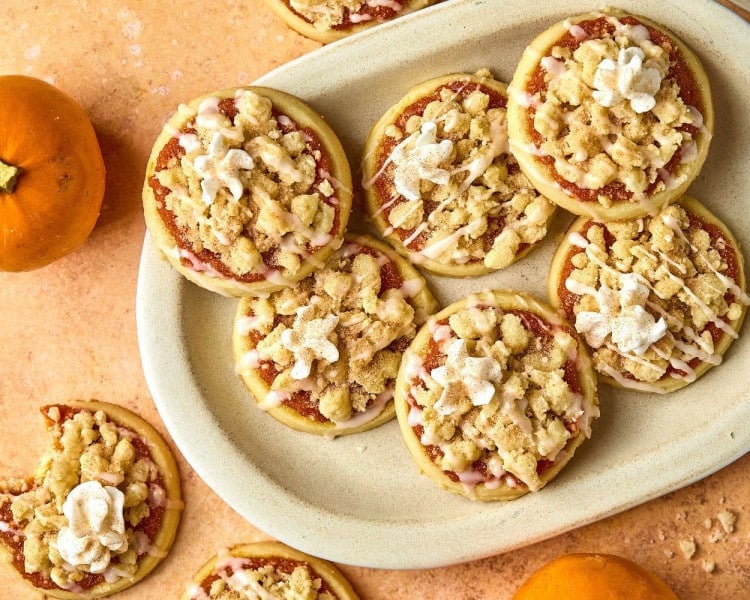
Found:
563,18 -> 588,39
259,390 -> 289,410
366,0 -> 403,10
332,390 -> 393,432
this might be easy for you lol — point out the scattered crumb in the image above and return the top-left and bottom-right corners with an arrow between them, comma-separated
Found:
121,20 -> 142,40
703,518 -> 713,530
657,529 -> 667,542
717,509 -> 737,534
664,549 -> 674,558
678,538 -> 697,559
701,559 -> 716,573
357,446 -> 367,453
709,530 -> 724,544
24,44 -> 41,60
719,496 -> 726,505
675,510 -> 688,522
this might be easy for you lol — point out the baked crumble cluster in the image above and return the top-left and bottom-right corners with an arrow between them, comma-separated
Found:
565,203 -> 746,385
0,407 -> 161,588
195,561 -> 335,600
237,242 -> 422,424
404,304 -> 593,491
532,21 -> 700,203
155,89 -> 338,278
373,71 -> 554,270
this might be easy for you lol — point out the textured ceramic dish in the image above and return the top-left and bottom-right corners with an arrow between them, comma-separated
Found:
137,0 -> 750,569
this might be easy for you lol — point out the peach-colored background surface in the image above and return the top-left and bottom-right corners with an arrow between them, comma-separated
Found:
0,1 -> 748,598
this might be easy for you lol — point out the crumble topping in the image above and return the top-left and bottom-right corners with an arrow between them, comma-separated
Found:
563,204 -> 749,390
403,302 -> 597,492
154,90 -> 339,280
0,408 -> 163,588
528,16 -> 702,203
237,240 -> 429,427
189,555 -> 335,600
367,71 -> 555,270
290,0 -> 405,30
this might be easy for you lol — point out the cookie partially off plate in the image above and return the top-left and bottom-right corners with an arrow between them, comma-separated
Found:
181,541 -> 359,600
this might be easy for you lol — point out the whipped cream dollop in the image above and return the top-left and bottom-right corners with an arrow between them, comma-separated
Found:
57,481 -> 128,573
592,47 -> 663,114
281,305 -> 340,380
431,338 -> 504,414
574,273 -> 667,355
193,131 -> 255,205
392,121 -> 454,201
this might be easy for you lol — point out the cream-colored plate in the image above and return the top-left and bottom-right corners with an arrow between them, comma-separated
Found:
136,0 -> 749,569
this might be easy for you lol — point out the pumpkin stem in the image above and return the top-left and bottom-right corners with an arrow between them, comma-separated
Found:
0,158 -> 22,194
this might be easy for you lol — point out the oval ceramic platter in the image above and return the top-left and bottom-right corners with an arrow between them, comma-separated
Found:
137,0 -> 750,569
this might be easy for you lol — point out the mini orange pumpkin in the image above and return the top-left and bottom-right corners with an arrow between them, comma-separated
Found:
0,75 -> 105,271
513,553 -> 679,600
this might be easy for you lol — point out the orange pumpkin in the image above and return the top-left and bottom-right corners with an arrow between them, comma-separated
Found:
513,553 -> 679,600
0,75 -> 105,271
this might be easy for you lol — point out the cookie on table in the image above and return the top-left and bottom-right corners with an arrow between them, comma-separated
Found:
263,0 -> 436,44
549,195 -> 749,393
507,8 -> 713,220
143,86 -> 352,296
395,290 -> 599,500
234,233 -> 437,437
362,70 -> 556,277
0,401 -> 182,599
182,542 -> 359,600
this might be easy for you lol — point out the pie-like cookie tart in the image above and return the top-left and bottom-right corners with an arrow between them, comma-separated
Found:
0,401 -> 182,598
394,290 -> 599,500
181,542 -> 359,600
143,86 -> 352,296
234,233 -> 437,436
507,9 -> 713,220
549,195 -> 749,394
263,0 -> 435,44
362,70 -> 556,276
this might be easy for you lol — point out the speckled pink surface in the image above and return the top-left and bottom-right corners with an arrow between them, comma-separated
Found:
0,1 -> 747,598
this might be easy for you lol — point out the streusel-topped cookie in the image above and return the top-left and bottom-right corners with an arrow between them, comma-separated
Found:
263,0 -> 435,43
143,86 -> 351,296
234,234 -> 437,436
0,401 -> 182,599
182,542 -> 359,600
549,195 -> 748,393
508,9 -> 713,220
362,70 -> 556,277
395,290 -> 598,501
